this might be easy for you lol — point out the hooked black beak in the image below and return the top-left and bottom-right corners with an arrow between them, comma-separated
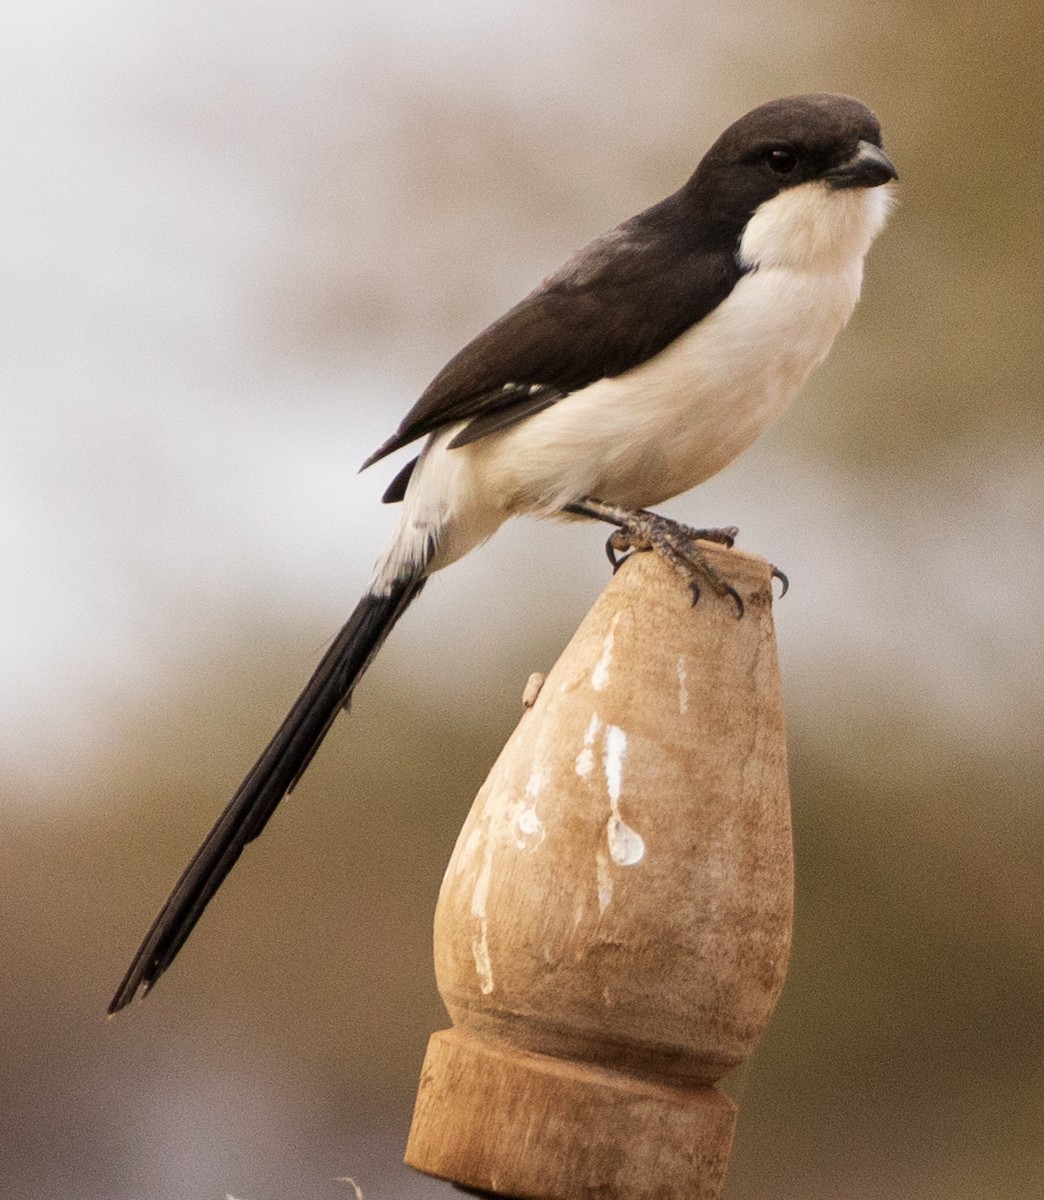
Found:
825,140 -> 898,189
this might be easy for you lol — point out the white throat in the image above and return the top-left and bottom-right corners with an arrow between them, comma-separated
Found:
738,181 -> 895,273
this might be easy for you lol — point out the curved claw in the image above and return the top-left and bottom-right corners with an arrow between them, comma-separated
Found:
770,566 -> 789,598
725,582 -> 745,619
604,534 -> 629,573
691,525 -> 738,548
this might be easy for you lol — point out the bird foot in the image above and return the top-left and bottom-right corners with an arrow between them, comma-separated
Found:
604,513 -> 745,616
563,497 -> 788,615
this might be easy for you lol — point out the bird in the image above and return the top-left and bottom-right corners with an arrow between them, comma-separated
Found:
109,92 -> 896,1014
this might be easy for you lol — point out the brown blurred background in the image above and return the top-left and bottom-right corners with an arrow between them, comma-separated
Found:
3,1 -> 1042,1197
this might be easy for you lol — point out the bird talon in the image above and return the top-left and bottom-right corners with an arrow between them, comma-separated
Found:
688,524 -> 739,548
605,531 -> 638,572
589,506 -> 752,616
771,566 -> 789,597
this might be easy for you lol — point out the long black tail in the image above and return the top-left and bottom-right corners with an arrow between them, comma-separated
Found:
108,573 -> 426,1014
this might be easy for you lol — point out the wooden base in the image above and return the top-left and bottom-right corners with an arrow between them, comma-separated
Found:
406,1029 -> 737,1200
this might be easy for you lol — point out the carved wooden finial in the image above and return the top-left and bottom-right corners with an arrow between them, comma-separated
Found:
407,545 -> 793,1200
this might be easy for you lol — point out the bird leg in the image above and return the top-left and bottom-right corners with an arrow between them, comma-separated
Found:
562,497 -> 746,616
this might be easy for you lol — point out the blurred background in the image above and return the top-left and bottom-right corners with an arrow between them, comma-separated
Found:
3,1 -> 1042,1197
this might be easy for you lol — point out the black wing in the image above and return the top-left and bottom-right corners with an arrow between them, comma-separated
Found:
362,190 -> 744,477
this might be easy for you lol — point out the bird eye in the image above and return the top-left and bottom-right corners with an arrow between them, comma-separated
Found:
766,147 -> 798,174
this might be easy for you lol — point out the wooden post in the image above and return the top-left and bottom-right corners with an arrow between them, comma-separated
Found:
406,545 -> 793,1200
